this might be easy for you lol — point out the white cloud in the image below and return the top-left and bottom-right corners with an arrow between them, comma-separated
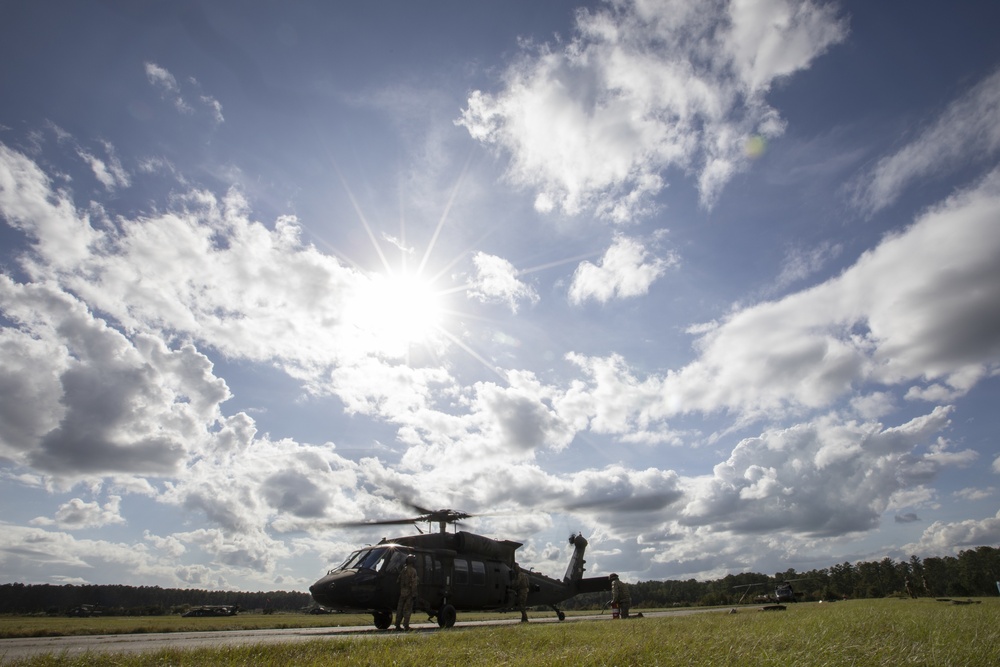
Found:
0,146 -> 448,377
466,251 -> 539,313
770,241 -> 842,294
954,487 -> 994,502
77,140 -> 130,191
457,0 -> 847,218
145,62 -> 191,114
654,167 -> 1000,421
0,279 -> 228,476
724,0 -> 849,91
569,234 -> 674,304
144,62 -> 224,123
0,145 -> 99,269
854,65 -> 1000,215
677,407 -> 960,536
904,510 -> 1000,554
31,495 -> 125,529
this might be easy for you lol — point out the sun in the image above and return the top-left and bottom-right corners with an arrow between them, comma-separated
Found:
345,269 -> 446,356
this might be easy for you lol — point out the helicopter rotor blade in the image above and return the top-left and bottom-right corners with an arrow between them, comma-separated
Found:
331,517 -> 422,529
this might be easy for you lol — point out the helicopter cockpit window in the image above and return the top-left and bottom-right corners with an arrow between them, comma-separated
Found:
331,550 -> 364,573
332,547 -> 390,573
357,547 -> 390,571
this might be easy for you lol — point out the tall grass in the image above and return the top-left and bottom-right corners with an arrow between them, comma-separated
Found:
6,599 -> 999,666
0,613 -> 376,639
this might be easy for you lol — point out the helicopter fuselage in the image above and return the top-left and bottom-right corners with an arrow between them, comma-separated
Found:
309,531 -> 608,628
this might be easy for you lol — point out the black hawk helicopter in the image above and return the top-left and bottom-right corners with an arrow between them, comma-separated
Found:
732,577 -> 809,604
309,505 -> 612,629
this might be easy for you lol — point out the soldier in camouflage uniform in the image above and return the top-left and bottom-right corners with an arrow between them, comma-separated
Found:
610,573 -> 631,619
394,554 -> 419,630
513,563 -> 530,622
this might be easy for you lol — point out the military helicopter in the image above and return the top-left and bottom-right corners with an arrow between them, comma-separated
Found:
308,505 -> 612,629
732,578 -> 809,604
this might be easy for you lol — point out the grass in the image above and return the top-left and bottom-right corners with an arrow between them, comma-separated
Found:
3,599 -> 999,666
0,613 -> 377,639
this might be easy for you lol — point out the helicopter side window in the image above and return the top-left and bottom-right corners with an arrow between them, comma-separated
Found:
471,560 -> 486,586
454,558 -> 469,585
425,554 -> 443,585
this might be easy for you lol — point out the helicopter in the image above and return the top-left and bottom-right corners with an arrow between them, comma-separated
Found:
308,505 -> 612,629
732,578 -> 810,604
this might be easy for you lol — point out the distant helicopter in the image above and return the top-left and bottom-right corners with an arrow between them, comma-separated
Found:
732,578 -> 809,604
308,505 -> 612,629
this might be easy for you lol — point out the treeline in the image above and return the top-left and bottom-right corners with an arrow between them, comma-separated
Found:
565,546 -> 1000,609
0,583 -> 312,616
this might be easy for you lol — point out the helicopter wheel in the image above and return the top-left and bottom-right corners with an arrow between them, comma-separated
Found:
557,611 -> 566,621
373,610 -> 392,630
437,604 -> 456,628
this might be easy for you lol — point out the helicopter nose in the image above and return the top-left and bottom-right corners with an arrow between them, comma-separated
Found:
309,575 -> 339,605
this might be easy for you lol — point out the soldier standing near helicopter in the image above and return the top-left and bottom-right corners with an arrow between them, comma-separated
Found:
512,563 -> 530,622
610,573 -> 631,619
394,554 -> 419,630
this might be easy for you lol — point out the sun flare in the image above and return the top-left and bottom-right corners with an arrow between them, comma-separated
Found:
346,270 -> 446,355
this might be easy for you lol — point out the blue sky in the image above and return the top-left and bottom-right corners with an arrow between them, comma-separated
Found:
1,0 -> 999,592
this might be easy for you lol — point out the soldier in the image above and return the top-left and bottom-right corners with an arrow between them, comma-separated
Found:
394,554 -> 419,631
512,562 -> 530,622
610,573 -> 631,619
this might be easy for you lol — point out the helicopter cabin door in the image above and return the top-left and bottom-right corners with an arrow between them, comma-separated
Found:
449,557 -> 507,608
416,552 -> 447,609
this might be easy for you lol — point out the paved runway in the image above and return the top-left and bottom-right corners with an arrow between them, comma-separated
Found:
0,609 -> 723,663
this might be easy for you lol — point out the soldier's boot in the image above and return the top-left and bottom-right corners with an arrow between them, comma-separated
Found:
520,611 -> 529,623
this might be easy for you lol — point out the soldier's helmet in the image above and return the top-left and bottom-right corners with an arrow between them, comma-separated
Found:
405,554 -> 416,564
609,573 -> 619,580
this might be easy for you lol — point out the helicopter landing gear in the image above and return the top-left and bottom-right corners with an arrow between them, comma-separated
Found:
551,605 -> 566,621
373,610 -> 392,630
437,604 -> 457,628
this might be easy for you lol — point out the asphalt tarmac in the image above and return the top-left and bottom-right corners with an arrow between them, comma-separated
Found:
0,608 -> 723,663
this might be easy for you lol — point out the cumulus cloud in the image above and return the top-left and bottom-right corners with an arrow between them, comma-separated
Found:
0,279 -> 228,476
0,144 -> 445,376
30,496 -> 126,529
904,510 -> 1000,554
569,234 -> 674,304
0,523 -> 261,589
457,0 -> 847,218
649,167 -> 1000,421
466,251 -> 539,312
853,65 -> 1000,215
677,407 -> 963,537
